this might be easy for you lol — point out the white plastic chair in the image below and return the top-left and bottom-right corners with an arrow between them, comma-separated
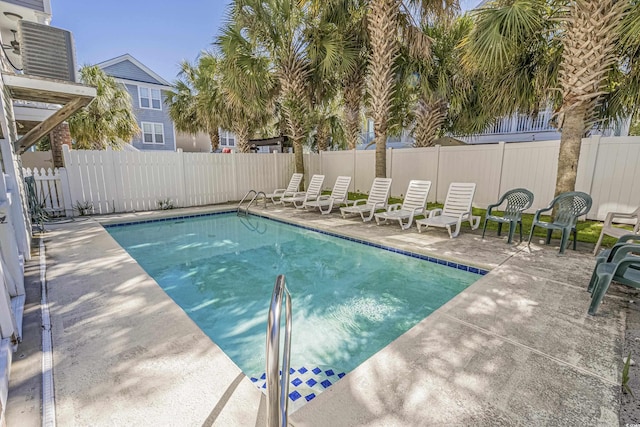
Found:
281,175 -> 325,208
304,176 -> 352,214
374,180 -> 431,230
266,173 -> 303,205
416,182 -> 480,238
340,178 -> 392,222
593,207 -> 640,255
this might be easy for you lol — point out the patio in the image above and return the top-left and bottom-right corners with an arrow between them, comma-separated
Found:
6,203 -> 629,426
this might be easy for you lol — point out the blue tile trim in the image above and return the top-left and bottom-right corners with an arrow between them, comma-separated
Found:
102,210 -> 233,228
104,210 -> 488,276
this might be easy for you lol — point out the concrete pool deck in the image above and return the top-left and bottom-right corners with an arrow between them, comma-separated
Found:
6,203 -> 628,425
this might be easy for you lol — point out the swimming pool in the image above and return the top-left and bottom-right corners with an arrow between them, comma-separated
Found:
106,212 -> 480,407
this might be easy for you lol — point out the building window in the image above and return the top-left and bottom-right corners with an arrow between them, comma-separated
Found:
220,129 -> 236,147
139,87 -> 162,110
141,122 -> 165,144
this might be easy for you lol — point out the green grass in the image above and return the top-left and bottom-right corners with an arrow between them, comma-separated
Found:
341,191 -> 632,249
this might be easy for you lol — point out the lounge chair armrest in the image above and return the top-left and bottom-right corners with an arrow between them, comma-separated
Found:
272,188 -> 285,196
605,211 -> 640,224
532,204 -> 553,222
317,195 -> 331,201
485,202 -> 500,216
352,199 -> 367,206
428,208 -> 443,218
387,203 -> 402,212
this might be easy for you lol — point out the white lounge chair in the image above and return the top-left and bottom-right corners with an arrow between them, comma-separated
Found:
593,207 -> 640,255
374,180 -> 431,230
281,175 -> 325,208
416,182 -> 480,238
265,173 -> 303,205
340,177 -> 392,222
304,176 -> 352,214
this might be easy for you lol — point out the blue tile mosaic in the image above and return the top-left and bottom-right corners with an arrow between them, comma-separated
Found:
298,367 -> 308,374
250,377 -> 258,383
289,390 -> 302,401
260,373 -> 266,380
321,379 -> 332,388
312,367 -> 321,375
306,378 -> 317,387
305,393 -> 316,402
325,369 -> 335,376
292,378 -> 302,386
338,372 -> 345,378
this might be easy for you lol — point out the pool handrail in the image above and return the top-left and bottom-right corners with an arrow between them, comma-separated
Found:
237,190 -> 267,215
266,274 -> 292,427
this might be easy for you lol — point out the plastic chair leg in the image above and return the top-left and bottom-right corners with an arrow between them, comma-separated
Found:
588,274 -> 614,315
573,228 -> 578,251
546,229 -> 553,245
559,228 -> 570,254
507,221 -> 516,244
527,225 -> 536,247
518,221 -> 523,242
497,222 -> 503,237
481,218 -> 488,239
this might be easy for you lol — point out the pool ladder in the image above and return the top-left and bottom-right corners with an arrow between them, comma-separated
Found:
266,275 -> 292,427
237,190 -> 267,216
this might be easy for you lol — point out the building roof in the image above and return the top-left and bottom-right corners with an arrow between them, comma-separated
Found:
94,54 -> 171,87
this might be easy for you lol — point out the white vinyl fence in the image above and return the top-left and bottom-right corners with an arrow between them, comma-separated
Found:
20,136 -> 640,220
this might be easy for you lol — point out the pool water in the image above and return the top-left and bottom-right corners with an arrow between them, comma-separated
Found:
107,213 -> 478,391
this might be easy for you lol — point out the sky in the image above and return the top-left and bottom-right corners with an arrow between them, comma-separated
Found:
51,0 -> 480,84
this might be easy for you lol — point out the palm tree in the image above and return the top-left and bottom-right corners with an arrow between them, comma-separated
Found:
464,0 -> 633,196
231,0 -> 313,173
166,56 -> 223,152
412,16 -> 481,147
68,65 -> 139,150
215,24 -> 277,153
367,0 -> 459,177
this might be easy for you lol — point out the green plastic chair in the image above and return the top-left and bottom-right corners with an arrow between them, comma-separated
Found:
588,242 -> 640,315
527,191 -> 592,254
482,188 -> 534,244
587,234 -> 640,293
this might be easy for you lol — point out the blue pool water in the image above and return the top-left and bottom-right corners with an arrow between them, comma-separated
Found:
107,213 -> 478,388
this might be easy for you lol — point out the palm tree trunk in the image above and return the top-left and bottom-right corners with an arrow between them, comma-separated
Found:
413,98 -> 446,147
316,122 -> 329,152
234,125 -> 250,153
343,65 -> 366,150
368,0 -> 399,178
555,106 -> 586,196
208,129 -> 220,152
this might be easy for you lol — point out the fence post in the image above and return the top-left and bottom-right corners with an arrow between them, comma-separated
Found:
176,148 -> 187,207
352,148 -> 357,193
103,146 -> 121,213
586,135 -> 602,197
496,141 -> 506,200
387,147 -> 393,181
58,167 -> 74,217
434,144 -> 441,203
231,151 -> 239,200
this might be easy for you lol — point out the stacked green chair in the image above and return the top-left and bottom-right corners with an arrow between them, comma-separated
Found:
527,191 -> 592,254
588,238 -> 640,315
482,188 -> 534,244
587,234 -> 640,293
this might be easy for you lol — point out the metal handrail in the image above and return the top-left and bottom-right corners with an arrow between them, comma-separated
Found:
237,190 -> 267,216
265,275 -> 292,427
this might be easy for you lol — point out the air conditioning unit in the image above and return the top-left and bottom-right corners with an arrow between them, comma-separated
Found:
18,20 -> 77,82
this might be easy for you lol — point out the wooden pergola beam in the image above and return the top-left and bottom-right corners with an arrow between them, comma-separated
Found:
16,96 -> 91,154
